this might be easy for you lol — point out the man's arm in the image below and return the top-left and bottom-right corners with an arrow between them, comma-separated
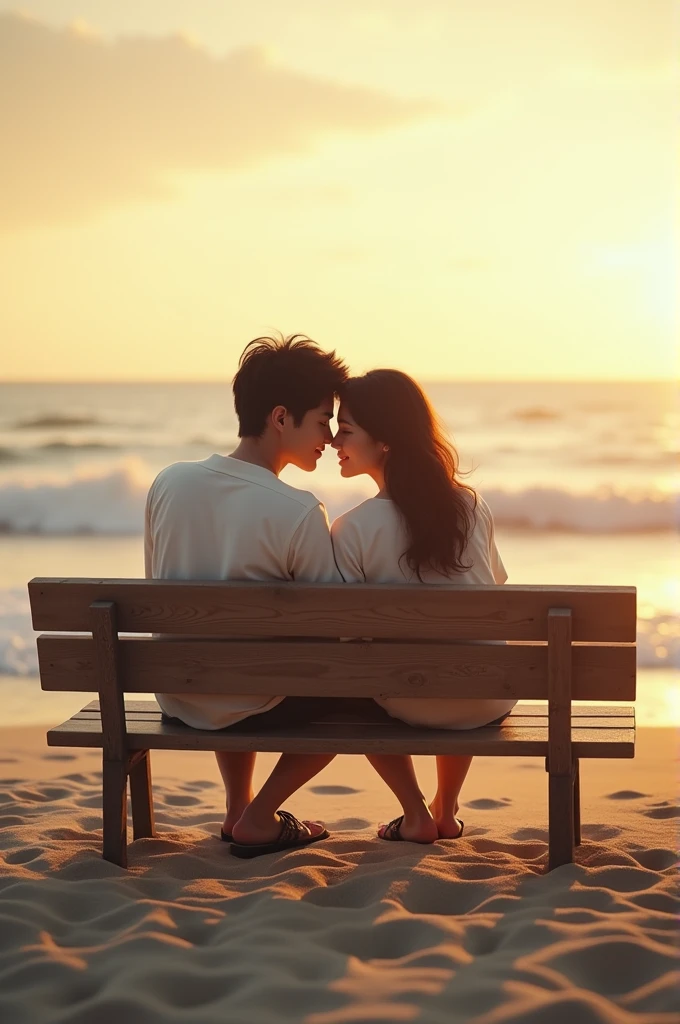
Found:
330,516 -> 365,583
143,489 -> 154,579
287,503 -> 343,583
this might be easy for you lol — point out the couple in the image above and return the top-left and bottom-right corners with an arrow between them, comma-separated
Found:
144,334 -> 513,858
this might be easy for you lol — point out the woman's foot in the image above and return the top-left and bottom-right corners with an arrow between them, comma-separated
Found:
431,816 -> 464,839
378,810 -> 439,844
429,800 -> 464,839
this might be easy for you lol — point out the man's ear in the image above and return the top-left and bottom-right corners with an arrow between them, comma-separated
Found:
270,405 -> 288,434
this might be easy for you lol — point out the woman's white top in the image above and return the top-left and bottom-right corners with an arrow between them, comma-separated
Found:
331,494 -> 517,729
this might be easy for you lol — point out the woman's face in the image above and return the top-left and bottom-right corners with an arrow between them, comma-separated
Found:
331,403 -> 386,479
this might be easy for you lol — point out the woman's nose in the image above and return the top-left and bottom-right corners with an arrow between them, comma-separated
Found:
330,433 -> 341,449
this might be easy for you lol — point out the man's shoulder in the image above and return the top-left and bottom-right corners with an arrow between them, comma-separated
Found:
149,457 -> 321,516
264,475 -> 321,514
148,460 -> 206,494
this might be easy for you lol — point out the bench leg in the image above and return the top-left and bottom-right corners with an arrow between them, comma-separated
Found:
102,759 -> 128,867
573,756 -> 581,846
548,771 -> 575,871
129,750 -> 155,840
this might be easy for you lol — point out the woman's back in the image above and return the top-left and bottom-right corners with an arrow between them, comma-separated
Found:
331,492 -> 507,587
331,493 -> 516,730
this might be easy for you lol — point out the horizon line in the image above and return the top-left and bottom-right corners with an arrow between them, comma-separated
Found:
0,377 -> 674,386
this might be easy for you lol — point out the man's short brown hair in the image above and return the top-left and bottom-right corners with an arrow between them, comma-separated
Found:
233,333 -> 349,438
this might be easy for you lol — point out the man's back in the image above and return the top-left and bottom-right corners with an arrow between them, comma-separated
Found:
145,454 -> 338,583
144,453 -> 341,728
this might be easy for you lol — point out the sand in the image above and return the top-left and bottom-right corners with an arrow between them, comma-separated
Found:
0,726 -> 678,1023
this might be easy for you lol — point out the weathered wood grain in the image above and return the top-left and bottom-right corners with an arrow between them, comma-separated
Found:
28,578 -> 637,642
46,716 -> 635,758
79,699 -> 636,719
36,635 -> 636,700
547,608 -> 575,869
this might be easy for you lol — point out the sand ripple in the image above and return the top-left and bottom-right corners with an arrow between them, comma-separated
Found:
0,774 -> 677,1024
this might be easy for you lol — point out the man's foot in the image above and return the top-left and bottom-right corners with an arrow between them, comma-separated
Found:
377,813 -> 439,844
230,810 -> 329,858
231,807 -> 326,846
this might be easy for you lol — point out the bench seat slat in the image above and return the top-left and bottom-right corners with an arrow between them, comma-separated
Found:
78,699 -> 635,719
47,711 -> 635,758
69,711 -> 632,730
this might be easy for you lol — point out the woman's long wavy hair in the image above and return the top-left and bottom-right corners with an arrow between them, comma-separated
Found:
338,370 -> 477,580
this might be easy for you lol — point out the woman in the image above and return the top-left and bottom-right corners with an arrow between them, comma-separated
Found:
331,370 -> 515,843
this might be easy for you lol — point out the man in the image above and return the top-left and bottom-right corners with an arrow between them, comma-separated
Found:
145,334 -> 347,856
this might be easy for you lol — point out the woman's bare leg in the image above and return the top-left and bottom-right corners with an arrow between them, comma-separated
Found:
429,755 -> 472,838
366,754 -> 439,843
215,751 -> 257,835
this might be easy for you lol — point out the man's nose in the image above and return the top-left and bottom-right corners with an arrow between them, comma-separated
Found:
324,424 -> 334,444
330,431 -> 341,448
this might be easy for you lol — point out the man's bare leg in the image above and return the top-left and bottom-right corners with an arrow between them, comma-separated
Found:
429,755 -> 472,838
215,751 -> 257,835
367,754 -> 438,843
231,754 -> 336,844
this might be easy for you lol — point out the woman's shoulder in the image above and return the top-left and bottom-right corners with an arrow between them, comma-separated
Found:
331,496 -> 398,533
471,491 -> 496,526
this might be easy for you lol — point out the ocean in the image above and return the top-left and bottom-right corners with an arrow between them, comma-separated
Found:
1,380 -> 677,726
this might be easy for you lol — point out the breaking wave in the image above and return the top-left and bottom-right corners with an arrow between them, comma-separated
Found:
0,465 -> 677,535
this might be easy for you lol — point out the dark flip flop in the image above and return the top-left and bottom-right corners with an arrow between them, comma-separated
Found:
229,810 -> 329,859
378,816 -> 465,842
220,830 -> 233,843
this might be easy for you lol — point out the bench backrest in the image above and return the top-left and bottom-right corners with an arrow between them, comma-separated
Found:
29,578 -> 636,703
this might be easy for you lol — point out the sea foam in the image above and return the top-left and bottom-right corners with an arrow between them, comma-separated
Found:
0,464 -> 676,535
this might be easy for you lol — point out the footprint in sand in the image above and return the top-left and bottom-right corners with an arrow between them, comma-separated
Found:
0,758 -> 18,764
41,753 -> 76,761
4,847 -> 43,865
606,790 -> 648,800
511,826 -> 548,842
632,848 -> 678,870
162,794 -> 201,807
643,801 -> 680,819
581,823 -> 622,840
464,797 -> 512,810
307,785 -> 362,795
329,817 -> 372,830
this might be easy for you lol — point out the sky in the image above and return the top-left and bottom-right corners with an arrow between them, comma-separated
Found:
1,1 -> 677,381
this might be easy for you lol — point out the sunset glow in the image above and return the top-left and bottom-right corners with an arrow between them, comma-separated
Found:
1,1 -> 677,381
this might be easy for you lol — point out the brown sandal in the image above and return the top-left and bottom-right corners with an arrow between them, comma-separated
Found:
230,810 -> 329,859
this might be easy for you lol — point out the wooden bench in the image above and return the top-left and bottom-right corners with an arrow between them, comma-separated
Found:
28,578 -> 636,871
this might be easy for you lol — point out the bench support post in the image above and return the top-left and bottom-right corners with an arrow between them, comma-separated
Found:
547,608 -> 574,870
92,600 -> 129,867
102,759 -> 129,866
129,750 -> 155,840
573,756 -> 581,846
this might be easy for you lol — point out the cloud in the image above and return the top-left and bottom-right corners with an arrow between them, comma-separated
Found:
0,14 -> 437,230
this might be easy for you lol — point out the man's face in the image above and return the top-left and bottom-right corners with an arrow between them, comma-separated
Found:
280,398 -> 334,472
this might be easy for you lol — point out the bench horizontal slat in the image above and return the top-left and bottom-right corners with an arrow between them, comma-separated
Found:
29,579 -> 636,642
46,714 -> 635,757
36,636 -> 636,700
69,711 -> 632,730
78,699 -> 636,719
